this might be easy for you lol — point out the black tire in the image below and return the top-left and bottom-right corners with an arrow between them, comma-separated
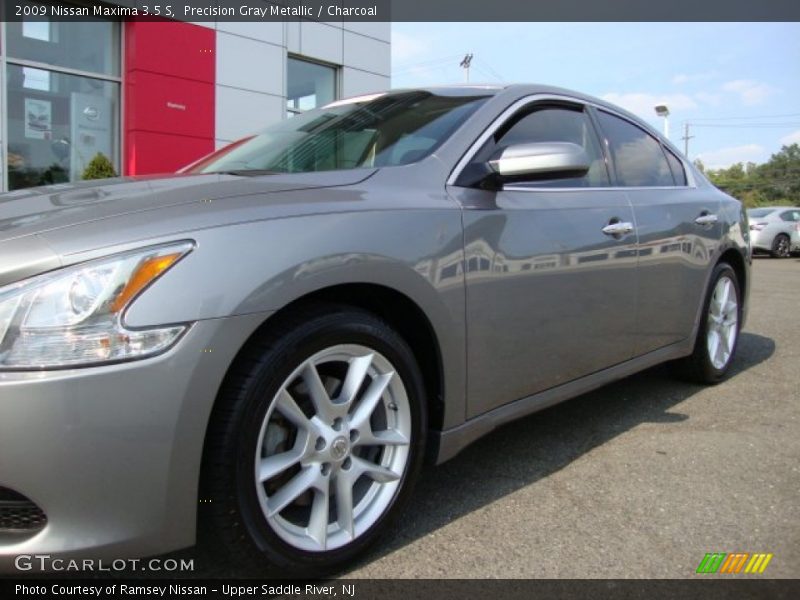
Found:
675,262 -> 741,384
200,304 -> 426,576
770,234 -> 791,258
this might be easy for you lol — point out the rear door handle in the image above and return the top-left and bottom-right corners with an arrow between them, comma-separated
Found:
602,221 -> 634,236
695,213 -> 718,226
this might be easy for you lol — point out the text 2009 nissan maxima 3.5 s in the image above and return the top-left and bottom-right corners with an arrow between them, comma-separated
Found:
0,85 -> 750,574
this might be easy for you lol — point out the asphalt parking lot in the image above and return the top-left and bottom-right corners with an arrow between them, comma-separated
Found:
342,257 -> 800,579
190,257 -> 799,579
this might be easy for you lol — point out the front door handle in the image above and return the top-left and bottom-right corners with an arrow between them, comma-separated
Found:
602,221 -> 634,236
695,213 -> 719,226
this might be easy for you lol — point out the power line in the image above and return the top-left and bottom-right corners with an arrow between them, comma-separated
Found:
474,58 -> 505,82
392,55 -> 463,74
691,122 -> 800,129
471,64 -> 503,83
687,112 -> 800,122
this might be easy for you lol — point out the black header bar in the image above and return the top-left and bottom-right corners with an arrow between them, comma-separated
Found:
1,0 -> 799,23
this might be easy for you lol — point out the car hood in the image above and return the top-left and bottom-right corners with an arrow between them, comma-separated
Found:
0,170 -> 376,245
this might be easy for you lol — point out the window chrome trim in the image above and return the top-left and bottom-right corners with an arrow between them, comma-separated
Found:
447,93 -> 697,190
503,185 -> 693,192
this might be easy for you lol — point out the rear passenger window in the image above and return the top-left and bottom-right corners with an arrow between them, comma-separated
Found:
596,110 -> 675,187
663,147 -> 687,186
780,210 -> 800,222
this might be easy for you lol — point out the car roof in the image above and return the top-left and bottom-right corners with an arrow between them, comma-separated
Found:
384,83 -> 659,128
748,207 -> 797,212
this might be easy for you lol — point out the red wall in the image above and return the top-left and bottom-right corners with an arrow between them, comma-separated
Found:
124,21 -> 215,175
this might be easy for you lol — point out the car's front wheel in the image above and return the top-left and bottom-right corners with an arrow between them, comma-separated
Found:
201,306 -> 426,575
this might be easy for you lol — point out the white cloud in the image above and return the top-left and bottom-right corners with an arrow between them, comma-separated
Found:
391,31 -> 432,64
721,80 -> 776,106
601,92 -> 697,119
672,72 -> 716,85
694,91 -> 723,106
696,144 -> 766,169
779,130 -> 800,146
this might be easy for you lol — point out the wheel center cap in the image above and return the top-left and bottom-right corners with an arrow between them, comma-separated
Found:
331,436 -> 349,460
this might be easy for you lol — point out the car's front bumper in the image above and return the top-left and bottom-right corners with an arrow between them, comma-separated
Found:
0,311 -> 270,574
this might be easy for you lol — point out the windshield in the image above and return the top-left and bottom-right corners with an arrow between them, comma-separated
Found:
186,91 -> 489,175
747,208 -> 776,218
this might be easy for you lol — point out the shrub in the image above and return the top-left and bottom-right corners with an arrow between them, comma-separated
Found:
81,152 -> 117,180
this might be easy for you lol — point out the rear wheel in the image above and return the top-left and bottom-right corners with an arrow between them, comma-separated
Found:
771,234 -> 791,258
675,263 -> 741,384
201,306 -> 426,575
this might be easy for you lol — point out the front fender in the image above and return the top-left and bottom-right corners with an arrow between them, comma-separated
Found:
123,211 -> 468,430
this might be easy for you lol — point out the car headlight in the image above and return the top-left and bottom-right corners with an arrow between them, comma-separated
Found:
0,241 -> 194,370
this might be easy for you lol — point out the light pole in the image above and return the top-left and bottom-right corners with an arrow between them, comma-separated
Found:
654,105 -> 670,139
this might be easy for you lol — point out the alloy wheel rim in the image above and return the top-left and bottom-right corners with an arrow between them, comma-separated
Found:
255,344 -> 411,552
706,276 -> 738,370
776,237 -> 789,257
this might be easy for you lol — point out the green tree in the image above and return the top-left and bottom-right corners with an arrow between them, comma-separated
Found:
704,143 -> 800,208
756,143 -> 800,204
693,158 -> 706,173
81,153 -> 117,180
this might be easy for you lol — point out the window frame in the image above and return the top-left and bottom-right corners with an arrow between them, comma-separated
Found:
662,144 -> 688,186
1,16 -> 123,192
448,93 -> 697,192
286,55 -> 339,117
591,107 -> 686,189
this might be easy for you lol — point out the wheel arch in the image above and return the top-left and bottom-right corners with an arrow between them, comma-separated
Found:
206,282 -> 447,462
686,244 -> 749,357
718,247 -> 747,300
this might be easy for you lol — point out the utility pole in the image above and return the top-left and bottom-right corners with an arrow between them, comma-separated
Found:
681,122 -> 694,158
459,53 -> 473,83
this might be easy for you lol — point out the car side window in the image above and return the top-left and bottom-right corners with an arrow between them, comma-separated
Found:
663,147 -> 687,186
474,105 -> 610,188
780,210 -> 800,222
596,110 -> 675,187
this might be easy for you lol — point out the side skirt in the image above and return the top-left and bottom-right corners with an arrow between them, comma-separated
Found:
431,339 -> 693,464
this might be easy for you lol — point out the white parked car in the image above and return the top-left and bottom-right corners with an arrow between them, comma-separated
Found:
747,207 -> 800,257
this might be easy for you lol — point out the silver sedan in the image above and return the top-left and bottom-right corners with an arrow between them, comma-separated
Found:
747,206 -> 800,257
0,85 -> 750,575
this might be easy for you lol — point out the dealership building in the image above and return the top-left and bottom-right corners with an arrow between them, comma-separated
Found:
0,9 -> 391,191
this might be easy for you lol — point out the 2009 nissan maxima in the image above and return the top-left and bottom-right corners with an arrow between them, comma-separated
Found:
0,85 -> 750,574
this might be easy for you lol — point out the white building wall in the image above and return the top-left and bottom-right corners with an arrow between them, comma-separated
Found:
211,20 -> 391,148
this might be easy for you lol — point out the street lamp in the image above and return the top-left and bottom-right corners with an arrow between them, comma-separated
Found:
654,105 -> 670,138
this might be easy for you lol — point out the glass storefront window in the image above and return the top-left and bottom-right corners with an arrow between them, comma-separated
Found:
7,18 -> 120,77
6,64 -> 119,190
4,8 -> 121,191
287,58 -> 336,115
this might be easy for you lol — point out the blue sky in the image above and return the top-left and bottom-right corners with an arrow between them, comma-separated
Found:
390,22 -> 800,169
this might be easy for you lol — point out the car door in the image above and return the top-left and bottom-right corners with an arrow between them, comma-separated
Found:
779,209 -> 800,248
446,100 -> 639,418
592,109 -> 718,355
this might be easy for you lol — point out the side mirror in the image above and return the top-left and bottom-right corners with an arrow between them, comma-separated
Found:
488,142 -> 591,179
